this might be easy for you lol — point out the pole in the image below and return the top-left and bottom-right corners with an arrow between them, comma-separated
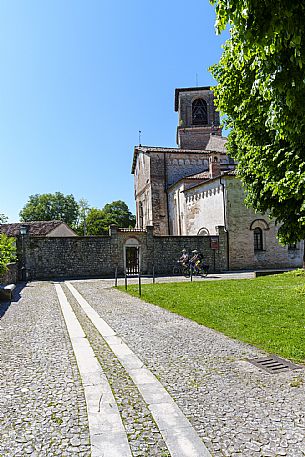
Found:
152,266 -> 155,284
115,267 -> 118,287
190,267 -> 193,282
125,273 -> 127,290
138,273 -> 141,297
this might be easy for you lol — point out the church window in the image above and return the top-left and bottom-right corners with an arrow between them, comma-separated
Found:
197,227 -> 209,236
139,202 -> 144,229
192,98 -> 208,125
254,227 -> 263,251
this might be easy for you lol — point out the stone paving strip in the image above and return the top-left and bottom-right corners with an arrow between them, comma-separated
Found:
0,281 -> 90,457
55,283 -> 132,457
62,284 -> 170,457
73,279 -> 305,457
65,281 -> 211,457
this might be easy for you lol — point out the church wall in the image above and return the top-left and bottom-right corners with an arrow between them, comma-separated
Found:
149,153 -> 169,235
183,180 -> 224,236
225,178 -> 303,270
165,153 -> 209,187
134,152 -> 152,229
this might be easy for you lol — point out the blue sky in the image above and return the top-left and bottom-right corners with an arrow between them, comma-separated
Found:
1,0 -> 228,222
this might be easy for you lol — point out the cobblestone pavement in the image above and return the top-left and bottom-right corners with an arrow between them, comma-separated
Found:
1,277 -> 305,456
73,279 -> 305,457
0,282 -> 90,457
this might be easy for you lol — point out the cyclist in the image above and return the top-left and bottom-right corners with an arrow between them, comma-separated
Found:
178,249 -> 189,267
190,249 -> 204,274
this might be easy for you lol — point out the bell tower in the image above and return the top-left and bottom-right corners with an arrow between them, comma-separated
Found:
175,87 -> 222,150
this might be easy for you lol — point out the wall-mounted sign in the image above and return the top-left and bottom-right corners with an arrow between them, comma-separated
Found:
210,237 -> 219,250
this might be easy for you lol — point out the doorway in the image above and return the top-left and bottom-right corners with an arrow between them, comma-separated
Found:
125,246 -> 139,274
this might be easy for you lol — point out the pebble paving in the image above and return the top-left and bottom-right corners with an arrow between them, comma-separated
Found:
73,279 -> 305,457
0,282 -> 90,457
1,277 -> 305,457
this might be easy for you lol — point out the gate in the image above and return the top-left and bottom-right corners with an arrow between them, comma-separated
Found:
125,246 -> 139,275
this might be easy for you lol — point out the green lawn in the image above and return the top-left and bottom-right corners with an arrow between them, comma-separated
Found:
119,270 -> 305,363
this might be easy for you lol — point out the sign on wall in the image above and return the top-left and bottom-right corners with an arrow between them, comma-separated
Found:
210,236 -> 219,250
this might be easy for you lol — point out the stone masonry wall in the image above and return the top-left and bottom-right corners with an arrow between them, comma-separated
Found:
20,226 -> 228,279
225,178 -> 304,270
0,263 -> 18,285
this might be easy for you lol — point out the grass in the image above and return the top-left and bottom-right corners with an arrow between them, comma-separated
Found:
118,270 -> 305,363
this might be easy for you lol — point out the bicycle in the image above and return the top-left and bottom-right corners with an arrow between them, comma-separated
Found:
172,261 -> 190,277
190,262 -> 209,277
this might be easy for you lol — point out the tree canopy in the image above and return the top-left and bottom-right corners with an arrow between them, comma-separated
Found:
83,201 -> 136,236
19,192 -> 79,227
210,0 -> 305,243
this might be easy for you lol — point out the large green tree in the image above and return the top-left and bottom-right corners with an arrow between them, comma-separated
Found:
210,0 -> 305,243
84,201 -> 136,235
19,192 -> 79,227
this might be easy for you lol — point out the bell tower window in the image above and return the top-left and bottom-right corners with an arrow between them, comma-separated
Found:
192,98 -> 208,125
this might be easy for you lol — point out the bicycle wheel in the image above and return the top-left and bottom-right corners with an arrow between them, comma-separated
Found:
172,265 -> 181,276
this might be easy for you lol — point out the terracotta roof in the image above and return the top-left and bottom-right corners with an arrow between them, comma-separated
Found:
174,86 -> 212,111
205,135 -> 227,153
0,221 -> 72,237
185,171 -> 209,179
183,170 -> 237,193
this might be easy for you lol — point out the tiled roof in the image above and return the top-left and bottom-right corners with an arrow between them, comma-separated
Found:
0,221 -> 69,237
205,135 -> 227,153
185,171 -> 209,180
183,170 -> 237,193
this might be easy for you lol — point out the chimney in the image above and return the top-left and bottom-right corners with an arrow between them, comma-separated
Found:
209,154 -> 221,178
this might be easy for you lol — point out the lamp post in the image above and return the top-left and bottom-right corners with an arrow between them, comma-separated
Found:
20,225 -> 28,281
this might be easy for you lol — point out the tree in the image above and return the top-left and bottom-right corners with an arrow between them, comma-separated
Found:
85,201 -> 136,235
77,198 -> 91,236
0,213 -> 8,223
0,234 -> 16,275
210,0 -> 305,243
19,192 -> 79,227
102,200 -> 136,228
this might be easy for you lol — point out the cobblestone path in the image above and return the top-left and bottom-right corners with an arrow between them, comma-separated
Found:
0,282 -> 90,457
1,278 -> 305,456
73,279 -> 305,457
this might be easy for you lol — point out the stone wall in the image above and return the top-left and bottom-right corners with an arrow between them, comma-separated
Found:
225,178 -> 304,270
0,263 -> 18,285
20,226 -> 227,280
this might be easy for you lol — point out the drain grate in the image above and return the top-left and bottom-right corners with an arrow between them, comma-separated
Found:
247,355 -> 302,374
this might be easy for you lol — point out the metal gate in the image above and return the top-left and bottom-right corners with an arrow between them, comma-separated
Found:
125,246 -> 139,274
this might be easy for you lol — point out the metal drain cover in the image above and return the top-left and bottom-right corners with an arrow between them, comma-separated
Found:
248,355 -> 302,374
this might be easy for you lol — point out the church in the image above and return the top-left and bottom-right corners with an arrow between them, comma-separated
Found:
132,86 -> 303,270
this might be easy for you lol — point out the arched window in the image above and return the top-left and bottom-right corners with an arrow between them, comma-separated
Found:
254,227 -> 263,251
192,98 -> 208,125
197,227 -> 209,236
139,202 -> 144,229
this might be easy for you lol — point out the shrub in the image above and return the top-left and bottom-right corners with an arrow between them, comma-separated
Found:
0,234 -> 16,275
